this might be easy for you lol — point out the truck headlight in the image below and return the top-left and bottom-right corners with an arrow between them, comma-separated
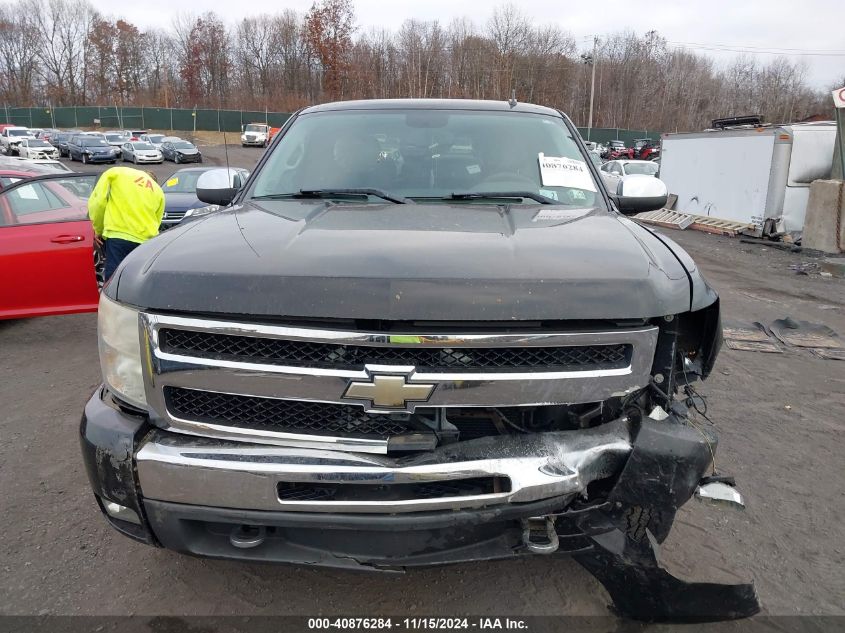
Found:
98,294 -> 147,408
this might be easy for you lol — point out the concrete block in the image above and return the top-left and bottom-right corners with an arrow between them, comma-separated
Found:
802,180 -> 845,253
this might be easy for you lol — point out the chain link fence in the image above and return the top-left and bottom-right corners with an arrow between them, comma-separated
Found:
3,105 -> 660,145
1,106 -> 292,132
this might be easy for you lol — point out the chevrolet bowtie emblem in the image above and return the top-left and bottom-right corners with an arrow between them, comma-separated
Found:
343,373 -> 435,411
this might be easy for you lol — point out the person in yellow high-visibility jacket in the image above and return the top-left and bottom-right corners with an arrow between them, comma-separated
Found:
88,166 -> 165,281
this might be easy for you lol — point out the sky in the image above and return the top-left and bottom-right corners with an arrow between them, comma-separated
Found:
89,0 -> 845,91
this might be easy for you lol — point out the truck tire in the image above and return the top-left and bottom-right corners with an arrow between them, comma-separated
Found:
624,505 -> 652,542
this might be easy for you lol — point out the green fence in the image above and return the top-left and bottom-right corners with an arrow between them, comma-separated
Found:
3,106 -> 658,143
576,127 -> 663,145
1,106 -> 292,132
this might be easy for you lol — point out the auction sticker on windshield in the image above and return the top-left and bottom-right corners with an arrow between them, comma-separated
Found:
538,153 -> 596,191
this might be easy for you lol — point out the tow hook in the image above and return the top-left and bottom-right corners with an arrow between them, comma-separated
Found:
695,475 -> 745,510
522,516 -> 559,554
230,524 -> 266,549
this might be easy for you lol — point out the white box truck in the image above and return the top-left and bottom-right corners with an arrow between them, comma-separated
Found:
659,122 -> 837,234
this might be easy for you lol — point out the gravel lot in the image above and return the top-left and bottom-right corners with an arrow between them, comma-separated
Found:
1,146 -> 843,619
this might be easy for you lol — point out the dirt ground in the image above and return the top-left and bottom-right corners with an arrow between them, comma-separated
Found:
0,149 -> 843,618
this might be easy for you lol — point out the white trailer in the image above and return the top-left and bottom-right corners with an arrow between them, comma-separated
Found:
659,122 -> 837,233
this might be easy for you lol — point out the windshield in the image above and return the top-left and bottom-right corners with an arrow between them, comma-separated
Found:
82,139 -> 108,147
133,143 -> 155,150
162,170 -> 204,193
624,162 -> 659,176
249,109 -> 600,206
28,140 -> 51,147
148,135 -> 164,143
9,129 -> 30,137
173,142 -> 194,149
106,134 -> 126,142
245,125 -> 265,133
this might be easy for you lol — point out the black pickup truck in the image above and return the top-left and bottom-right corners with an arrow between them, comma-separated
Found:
81,99 -> 759,621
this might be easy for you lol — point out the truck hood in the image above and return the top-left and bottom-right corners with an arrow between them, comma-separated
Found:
113,201 -> 696,321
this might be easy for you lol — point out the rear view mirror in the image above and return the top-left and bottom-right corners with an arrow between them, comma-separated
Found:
196,168 -> 246,206
611,174 -> 668,214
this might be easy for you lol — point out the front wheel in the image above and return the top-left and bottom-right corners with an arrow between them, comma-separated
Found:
133,156 -> 137,164
94,243 -> 105,290
175,155 -> 180,164
81,154 -> 88,164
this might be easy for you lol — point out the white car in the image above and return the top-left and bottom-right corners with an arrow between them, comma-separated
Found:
599,159 -> 659,193
17,138 -> 60,159
1,126 -> 33,155
104,132 -> 130,150
140,133 -> 167,149
121,141 -> 164,164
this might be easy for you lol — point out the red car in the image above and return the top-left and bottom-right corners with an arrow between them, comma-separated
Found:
0,173 -> 102,319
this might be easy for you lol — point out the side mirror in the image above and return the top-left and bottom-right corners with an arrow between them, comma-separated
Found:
196,168 -> 245,206
611,174 -> 668,215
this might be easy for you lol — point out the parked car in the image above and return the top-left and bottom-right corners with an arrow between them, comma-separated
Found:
121,129 -> 148,141
0,126 -> 34,155
54,131 -> 81,156
159,166 -> 248,228
18,138 -> 61,160
67,135 -> 120,164
0,157 -> 72,186
39,128 -> 61,143
599,159 -> 660,193
0,168 -> 44,189
17,159 -> 72,173
104,132 -> 130,150
161,139 -> 202,164
78,98 -> 759,622
121,141 -> 163,164
140,133 -> 166,149
0,173 -> 102,318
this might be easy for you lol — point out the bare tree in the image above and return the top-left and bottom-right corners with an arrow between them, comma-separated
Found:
0,0 -> 834,128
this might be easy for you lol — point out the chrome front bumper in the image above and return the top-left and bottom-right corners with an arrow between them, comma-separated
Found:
136,418 -> 633,514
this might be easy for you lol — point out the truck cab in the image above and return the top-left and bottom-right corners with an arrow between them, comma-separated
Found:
79,99 -> 758,621
240,123 -> 271,147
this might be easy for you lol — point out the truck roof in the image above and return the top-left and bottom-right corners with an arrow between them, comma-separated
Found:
302,98 -> 562,117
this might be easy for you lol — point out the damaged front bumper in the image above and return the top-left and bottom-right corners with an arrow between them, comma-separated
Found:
80,388 -> 760,621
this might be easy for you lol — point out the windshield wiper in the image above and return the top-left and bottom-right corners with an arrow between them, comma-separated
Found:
256,188 -> 411,204
445,191 -> 556,205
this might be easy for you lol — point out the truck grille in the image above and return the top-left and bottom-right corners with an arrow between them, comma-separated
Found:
159,328 -> 631,372
165,387 -> 414,438
144,314 -> 659,453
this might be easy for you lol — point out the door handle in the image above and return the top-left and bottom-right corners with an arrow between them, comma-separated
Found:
50,235 -> 85,244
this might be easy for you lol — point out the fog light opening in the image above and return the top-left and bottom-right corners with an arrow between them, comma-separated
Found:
103,500 -> 141,525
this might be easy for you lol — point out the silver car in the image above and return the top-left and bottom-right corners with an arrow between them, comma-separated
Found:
121,141 -> 164,164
